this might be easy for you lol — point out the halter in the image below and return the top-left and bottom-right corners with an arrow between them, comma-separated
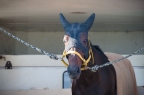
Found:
61,39 -> 94,70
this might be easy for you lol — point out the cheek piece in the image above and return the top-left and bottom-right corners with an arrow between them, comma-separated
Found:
61,37 -> 94,70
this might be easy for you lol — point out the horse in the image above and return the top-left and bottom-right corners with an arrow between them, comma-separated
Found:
59,13 -> 138,95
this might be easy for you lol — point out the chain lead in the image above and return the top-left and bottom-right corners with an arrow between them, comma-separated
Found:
88,47 -> 144,72
0,27 -> 60,60
0,27 -> 143,68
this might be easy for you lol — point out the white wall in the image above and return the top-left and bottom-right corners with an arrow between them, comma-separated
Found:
0,55 -> 143,90
0,67 -> 66,90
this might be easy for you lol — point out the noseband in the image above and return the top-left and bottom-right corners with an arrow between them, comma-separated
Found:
61,39 -> 94,70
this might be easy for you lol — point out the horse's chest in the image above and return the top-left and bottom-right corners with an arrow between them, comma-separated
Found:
73,82 -> 106,95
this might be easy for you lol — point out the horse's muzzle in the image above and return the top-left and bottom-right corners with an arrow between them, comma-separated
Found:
67,66 -> 81,79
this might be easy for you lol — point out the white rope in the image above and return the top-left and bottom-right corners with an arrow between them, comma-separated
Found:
0,27 -> 60,60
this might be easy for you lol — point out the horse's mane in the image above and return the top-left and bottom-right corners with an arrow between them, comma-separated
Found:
93,45 -> 108,59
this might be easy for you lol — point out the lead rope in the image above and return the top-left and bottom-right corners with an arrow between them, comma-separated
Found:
0,27 -> 61,60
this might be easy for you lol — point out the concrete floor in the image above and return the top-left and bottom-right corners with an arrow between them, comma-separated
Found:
0,87 -> 144,95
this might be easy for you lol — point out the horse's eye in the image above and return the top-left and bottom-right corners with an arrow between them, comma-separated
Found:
83,39 -> 88,43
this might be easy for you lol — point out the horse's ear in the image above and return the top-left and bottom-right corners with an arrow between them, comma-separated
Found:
82,13 -> 95,32
59,13 -> 71,30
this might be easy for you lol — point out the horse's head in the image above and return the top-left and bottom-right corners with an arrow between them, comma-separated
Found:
59,13 -> 95,79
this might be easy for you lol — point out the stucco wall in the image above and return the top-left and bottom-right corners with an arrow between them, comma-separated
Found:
0,30 -> 144,55
0,28 -> 16,54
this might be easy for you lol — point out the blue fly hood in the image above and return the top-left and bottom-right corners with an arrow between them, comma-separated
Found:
59,13 -> 95,59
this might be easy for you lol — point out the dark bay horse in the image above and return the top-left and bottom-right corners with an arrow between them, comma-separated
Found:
59,13 -> 137,95
59,13 -> 116,95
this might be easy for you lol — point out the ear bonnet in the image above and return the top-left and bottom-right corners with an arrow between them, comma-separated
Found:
59,13 -> 95,58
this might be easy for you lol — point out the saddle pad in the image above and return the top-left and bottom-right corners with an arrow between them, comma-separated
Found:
105,52 -> 138,95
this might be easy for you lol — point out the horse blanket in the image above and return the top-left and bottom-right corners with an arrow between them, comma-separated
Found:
105,52 -> 138,95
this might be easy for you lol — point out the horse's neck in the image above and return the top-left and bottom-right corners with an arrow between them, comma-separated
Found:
92,45 -> 109,65
78,45 -> 109,84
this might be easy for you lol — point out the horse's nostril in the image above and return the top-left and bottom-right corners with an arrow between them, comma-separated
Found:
67,66 -> 80,77
77,67 -> 80,73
